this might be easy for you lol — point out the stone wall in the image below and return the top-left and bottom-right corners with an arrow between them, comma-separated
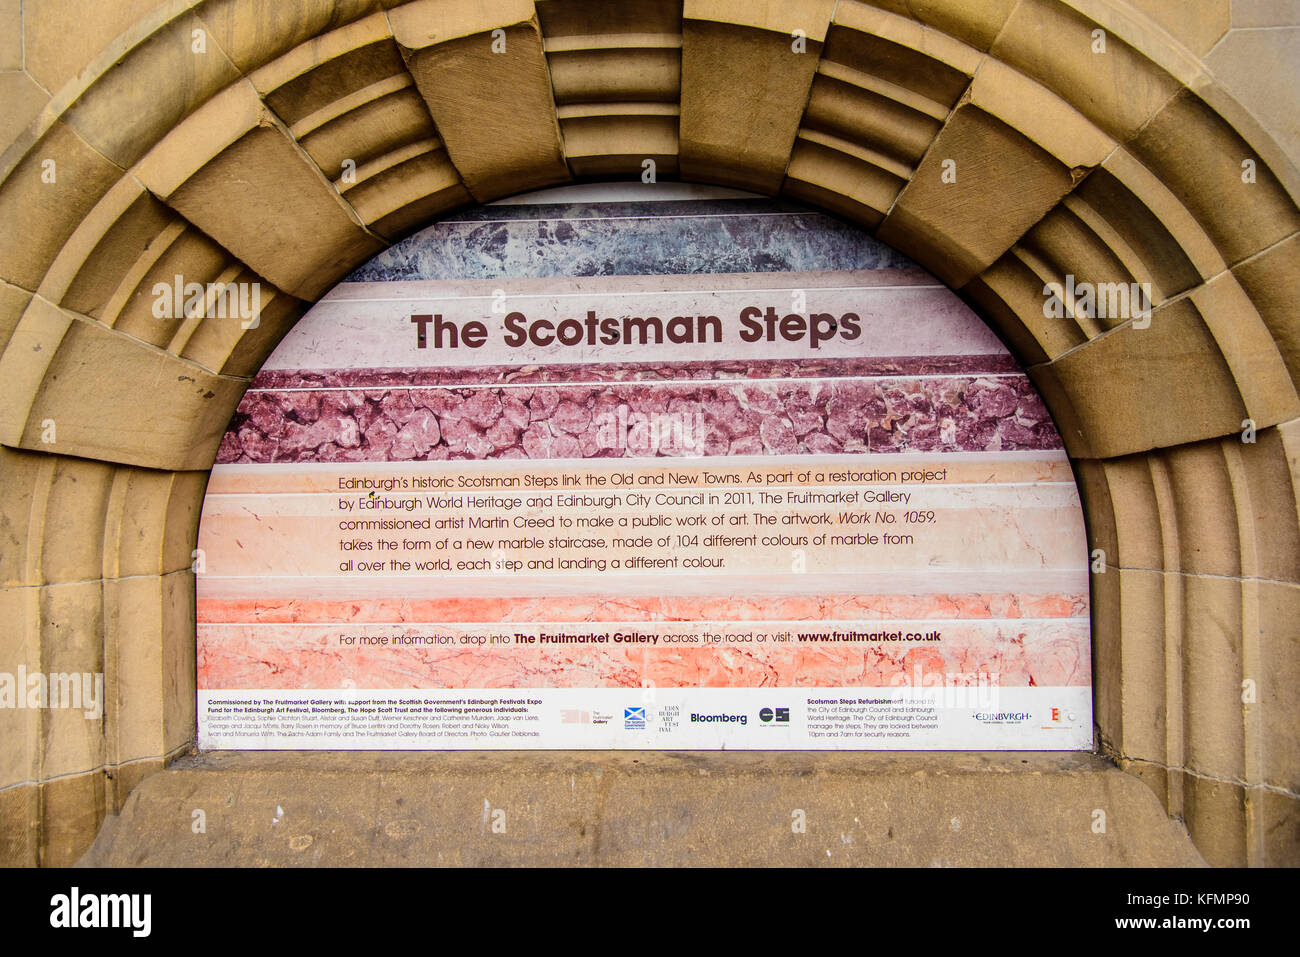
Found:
0,0 -> 1296,866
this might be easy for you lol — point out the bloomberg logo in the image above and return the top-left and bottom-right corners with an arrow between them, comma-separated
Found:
691,712 -> 747,725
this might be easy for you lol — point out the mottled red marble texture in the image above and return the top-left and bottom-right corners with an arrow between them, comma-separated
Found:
203,355 -> 1084,696
217,356 -> 1061,464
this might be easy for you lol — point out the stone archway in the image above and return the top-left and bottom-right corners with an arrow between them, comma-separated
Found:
0,0 -> 1296,866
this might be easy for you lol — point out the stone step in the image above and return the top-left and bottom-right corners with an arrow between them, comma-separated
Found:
81,750 -> 1206,867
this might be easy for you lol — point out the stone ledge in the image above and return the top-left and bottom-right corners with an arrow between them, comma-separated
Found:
80,749 -> 1206,867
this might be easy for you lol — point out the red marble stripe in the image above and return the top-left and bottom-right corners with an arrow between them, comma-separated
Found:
218,374 -> 1062,463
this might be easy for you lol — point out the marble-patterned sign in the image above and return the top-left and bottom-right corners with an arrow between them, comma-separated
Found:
197,184 -> 1092,750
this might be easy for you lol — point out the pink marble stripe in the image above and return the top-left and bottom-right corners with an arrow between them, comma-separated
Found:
217,374 -> 1061,464
197,624 -> 1091,690
197,592 -> 1088,624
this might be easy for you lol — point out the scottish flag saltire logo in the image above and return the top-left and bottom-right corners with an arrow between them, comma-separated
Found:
624,706 -> 646,730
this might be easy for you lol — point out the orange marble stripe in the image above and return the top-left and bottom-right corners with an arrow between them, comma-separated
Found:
196,592 -> 1088,624
198,622 -> 1091,690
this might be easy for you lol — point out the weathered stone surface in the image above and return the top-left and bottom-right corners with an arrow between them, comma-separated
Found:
103,226 -> 232,351
59,12 -> 243,171
1028,299 -> 1248,459
1158,441 -> 1239,577
0,783 -> 39,867
547,47 -> 681,106
1188,272 -> 1300,429
39,772 -> 106,868
1257,579 -> 1300,796
177,279 -> 307,376
799,72 -> 941,168
1099,455 -> 1165,570
1068,162 -> 1203,303
540,0 -> 682,180
41,183 -> 174,321
537,0 -> 682,37
251,12 -> 399,107
37,457 -> 116,584
0,0 -> 21,71
970,58 -> 1117,168
1233,232 -> 1300,388
687,0 -> 835,37
104,469 -> 208,580
104,571 -> 197,764
197,0 -> 383,75
0,586 -> 39,792
22,0 -> 163,94
1236,424 -> 1300,585
137,88 -> 386,301
0,0 -> 1296,874
218,292 -> 310,378
1255,787 -> 1300,868
397,12 -> 569,202
0,297 -> 247,471
1179,766 -> 1248,867
560,107 -> 680,179
36,580 -> 106,781
991,0 -> 1182,142
1127,0 -> 1230,55
1018,205 -> 1151,340
1204,21 -> 1300,165
1087,536 -> 1122,755
680,19 -> 826,193
0,279 -> 32,355
0,120 -> 124,292
834,1 -> 979,95
1108,567 -> 1169,764
784,131 -> 907,228
1181,575 -> 1245,783
879,104 -> 1076,288
298,87 -> 434,179
0,71 -> 49,156
964,253 -> 1086,364
888,0 -> 1019,52
79,750 -> 1206,867
1130,88 -> 1300,268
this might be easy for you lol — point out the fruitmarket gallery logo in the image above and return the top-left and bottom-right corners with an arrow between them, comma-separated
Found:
50,887 -> 151,937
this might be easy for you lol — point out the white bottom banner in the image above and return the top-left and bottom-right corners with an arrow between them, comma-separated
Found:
199,687 -> 1092,750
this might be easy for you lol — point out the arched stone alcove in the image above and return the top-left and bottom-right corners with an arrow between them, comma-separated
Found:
0,0 -> 1296,866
